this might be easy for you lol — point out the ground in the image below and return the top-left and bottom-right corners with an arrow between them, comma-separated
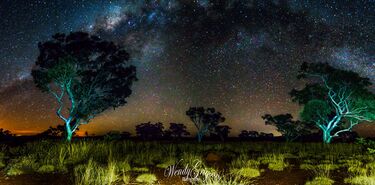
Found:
0,140 -> 373,185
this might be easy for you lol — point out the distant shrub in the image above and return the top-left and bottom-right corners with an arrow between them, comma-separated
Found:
103,131 -> 122,141
135,173 -> 157,184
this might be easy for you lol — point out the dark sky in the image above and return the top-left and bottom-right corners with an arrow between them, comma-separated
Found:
0,0 -> 374,136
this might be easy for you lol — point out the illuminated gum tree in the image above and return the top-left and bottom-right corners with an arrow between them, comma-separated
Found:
291,62 -> 374,143
31,32 -> 137,141
186,107 -> 225,142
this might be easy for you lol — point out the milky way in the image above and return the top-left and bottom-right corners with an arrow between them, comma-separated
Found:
0,0 -> 374,136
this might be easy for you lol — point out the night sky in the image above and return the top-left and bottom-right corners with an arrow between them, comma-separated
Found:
0,0 -> 374,136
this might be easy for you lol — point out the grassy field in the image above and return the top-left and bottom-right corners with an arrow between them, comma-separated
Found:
0,140 -> 374,185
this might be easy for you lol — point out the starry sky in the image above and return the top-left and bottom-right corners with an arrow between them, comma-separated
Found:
0,0 -> 374,137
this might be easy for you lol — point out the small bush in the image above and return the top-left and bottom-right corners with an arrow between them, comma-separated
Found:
156,158 -> 176,169
135,173 -> 157,184
116,160 -> 131,172
74,159 -> 119,185
268,161 -> 289,171
132,167 -> 149,172
6,167 -> 24,176
230,167 -> 261,178
6,155 -> 39,176
259,154 -> 289,171
37,165 -> 55,173
345,175 -> 375,185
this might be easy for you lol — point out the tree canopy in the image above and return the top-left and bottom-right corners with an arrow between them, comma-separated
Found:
186,107 -> 225,142
292,62 -> 375,143
32,32 -> 137,141
262,113 -> 312,142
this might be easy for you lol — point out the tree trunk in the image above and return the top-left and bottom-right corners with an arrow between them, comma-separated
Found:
65,118 -> 77,142
197,133 -> 203,142
66,131 -> 73,142
322,130 -> 332,144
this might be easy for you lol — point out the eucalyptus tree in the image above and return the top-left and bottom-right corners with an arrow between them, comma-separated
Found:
186,107 -> 225,142
291,62 -> 374,143
32,32 -> 137,141
167,123 -> 190,139
262,113 -> 312,142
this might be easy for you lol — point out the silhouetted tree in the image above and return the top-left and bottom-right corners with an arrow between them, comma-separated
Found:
32,32 -> 137,141
259,132 -> 274,140
39,124 -> 79,138
262,113 -> 312,142
211,125 -> 231,141
121,131 -> 131,139
239,130 -> 260,139
0,128 -> 13,139
103,131 -> 122,141
238,130 -> 249,139
291,62 -> 375,143
186,107 -> 225,142
135,122 -> 164,140
167,123 -> 190,139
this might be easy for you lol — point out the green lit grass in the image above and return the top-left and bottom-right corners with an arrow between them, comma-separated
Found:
1,140 -> 374,184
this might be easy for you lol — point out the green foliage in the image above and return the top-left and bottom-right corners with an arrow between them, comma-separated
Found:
292,62 -> 375,143
3,140 -> 375,184
131,167 -> 149,172
262,113 -> 311,141
156,157 -> 176,169
300,99 -> 330,122
345,176 -> 375,185
37,165 -> 55,173
230,167 -> 261,178
135,173 -> 157,184
115,160 -> 131,172
0,152 -> 6,169
356,138 -> 375,154
6,155 -> 39,176
268,161 -> 289,171
74,159 -> 119,185
32,32 -> 137,141
305,177 -> 334,185
186,107 -> 226,142
259,154 -> 289,171
46,57 -> 77,86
